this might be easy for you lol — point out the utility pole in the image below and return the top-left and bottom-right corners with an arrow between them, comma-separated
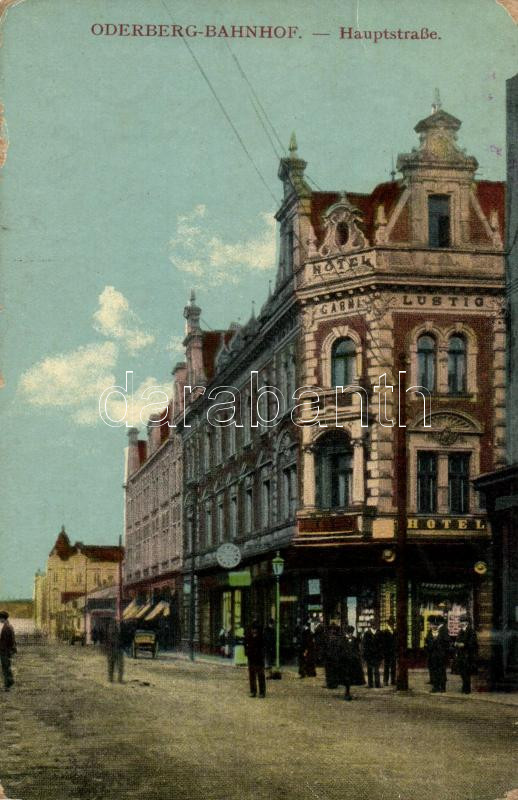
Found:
396,353 -> 409,691
117,534 -> 123,623
189,489 -> 198,661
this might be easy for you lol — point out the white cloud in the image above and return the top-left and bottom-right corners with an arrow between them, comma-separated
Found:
103,377 -> 173,428
169,207 -> 276,286
19,342 -> 118,409
93,286 -> 154,354
166,334 -> 185,357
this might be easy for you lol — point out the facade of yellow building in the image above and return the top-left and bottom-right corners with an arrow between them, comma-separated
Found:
35,526 -> 123,640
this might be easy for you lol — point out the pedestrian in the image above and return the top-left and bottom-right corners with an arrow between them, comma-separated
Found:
298,621 -> 317,678
104,617 -> 124,684
0,611 -> 17,692
340,625 -> 365,701
381,617 -> 397,686
323,624 -> 342,689
454,615 -> 478,694
264,618 -> 276,678
244,620 -> 266,697
362,624 -> 384,688
313,615 -> 327,667
425,615 -> 450,693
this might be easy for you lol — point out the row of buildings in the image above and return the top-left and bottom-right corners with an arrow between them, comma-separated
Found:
121,96 -> 512,684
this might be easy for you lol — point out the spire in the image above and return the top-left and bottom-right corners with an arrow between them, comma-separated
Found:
190,288 -> 196,304
390,154 -> 396,181
289,132 -> 298,158
278,133 -> 309,199
251,300 -> 256,319
431,88 -> 442,114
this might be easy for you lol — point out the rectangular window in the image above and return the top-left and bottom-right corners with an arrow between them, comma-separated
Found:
282,465 -> 298,519
417,452 -> 437,513
428,195 -> 451,248
262,479 -> 271,528
217,495 -> 225,543
245,487 -> 253,533
448,454 -> 470,514
205,505 -> 212,548
230,494 -> 238,539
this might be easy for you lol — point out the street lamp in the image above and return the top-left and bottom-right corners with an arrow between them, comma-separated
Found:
272,551 -> 285,678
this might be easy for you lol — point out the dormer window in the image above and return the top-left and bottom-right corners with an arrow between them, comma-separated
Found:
335,221 -> 349,247
428,194 -> 450,248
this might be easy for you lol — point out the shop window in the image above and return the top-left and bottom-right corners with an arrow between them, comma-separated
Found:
417,452 -> 437,513
428,194 -> 451,248
331,338 -> 356,387
315,430 -> 353,509
417,335 -> 436,392
448,335 -> 467,395
448,453 -> 470,514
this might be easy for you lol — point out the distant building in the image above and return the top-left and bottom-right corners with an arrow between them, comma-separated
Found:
35,526 -> 123,640
0,599 -> 35,636
122,363 -> 186,646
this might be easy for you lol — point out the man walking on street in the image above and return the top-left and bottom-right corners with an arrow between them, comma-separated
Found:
0,611 -> 17,692
425,615 -> 450,693
105,617 -> 124,684
244,620 -> 266,698
362,624 -> 383,688
454,615 -> 478,694
381,617 -> 397,687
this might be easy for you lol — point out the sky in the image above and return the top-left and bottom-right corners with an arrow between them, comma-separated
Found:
0,0 -> 516,597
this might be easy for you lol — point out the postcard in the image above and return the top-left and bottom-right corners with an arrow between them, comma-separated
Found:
1,1 -> 518,799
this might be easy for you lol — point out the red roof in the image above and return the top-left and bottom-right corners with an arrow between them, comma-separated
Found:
310,180 -> 505,246
310,182 -> 405,246
475,181 -> 505,238
202,331 -> 226,380
50,528 -> 123,563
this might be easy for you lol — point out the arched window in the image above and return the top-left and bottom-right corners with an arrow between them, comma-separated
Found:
315,430 -> 353,509
448,335 -> 466,395
417,335 -> 436,391
331,338 -> 356,386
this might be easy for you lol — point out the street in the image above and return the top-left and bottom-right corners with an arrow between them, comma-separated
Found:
1,644 -> 517,800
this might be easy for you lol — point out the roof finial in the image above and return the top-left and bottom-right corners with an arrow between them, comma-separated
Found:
390,154 -> 396,181
251,300 -> 256,319
268,279 -> 273,300
190,288 -> 196,304
431,88 -> 442,114
289,132 -> 298,157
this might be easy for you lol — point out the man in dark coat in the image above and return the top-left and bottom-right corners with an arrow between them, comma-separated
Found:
362,625 -> 384,688
244,620 -> 266,697
297,622 -> 317,678
380,617 -> 397,687
340,625 -> 365,700
324,625 -> 342,689
425,616 -> 450,693
264,619 -> 276,677
0,611 -> 17,692
454,616 -> 478,694
104,617 -> 124,683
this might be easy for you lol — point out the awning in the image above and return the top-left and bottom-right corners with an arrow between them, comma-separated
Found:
122,599 -> 139,620
145,601 -> 170,621
134,602 -> 153,619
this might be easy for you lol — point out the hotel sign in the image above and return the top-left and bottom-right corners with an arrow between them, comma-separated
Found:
407,517 -> 487,531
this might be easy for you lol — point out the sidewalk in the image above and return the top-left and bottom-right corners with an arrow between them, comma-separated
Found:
161,649 -> 518,707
